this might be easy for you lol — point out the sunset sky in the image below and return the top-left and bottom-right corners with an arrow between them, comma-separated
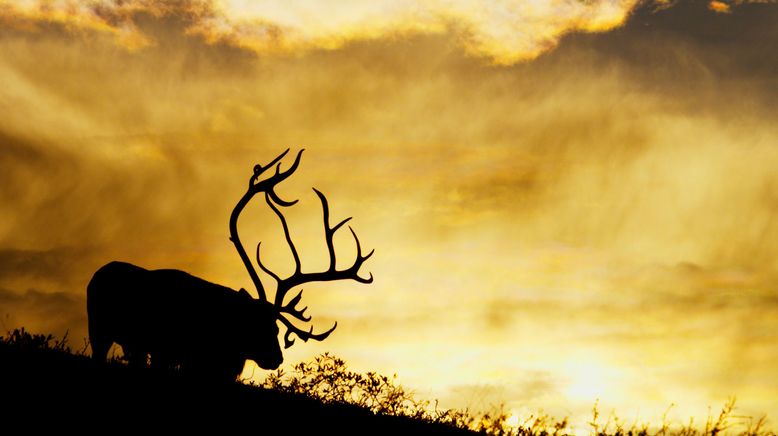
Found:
1,0 -> 777,430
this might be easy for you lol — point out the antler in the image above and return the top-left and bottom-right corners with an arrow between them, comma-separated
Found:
256,180 -> 374,348
229,148 -> 303,302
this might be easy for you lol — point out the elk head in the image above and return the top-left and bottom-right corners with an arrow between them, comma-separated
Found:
228,149 -> 373,368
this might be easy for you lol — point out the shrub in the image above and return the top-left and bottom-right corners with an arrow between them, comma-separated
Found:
262,352 -> 568,435
0,327 -> 70,352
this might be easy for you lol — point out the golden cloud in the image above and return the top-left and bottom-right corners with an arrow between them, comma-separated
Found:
708,0 -> 732,12
0,0 -> 720,64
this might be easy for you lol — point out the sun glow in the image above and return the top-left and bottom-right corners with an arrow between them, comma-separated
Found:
564,359 -> 616,403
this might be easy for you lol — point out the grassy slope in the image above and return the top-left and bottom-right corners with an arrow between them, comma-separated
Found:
0,342 -> 474,434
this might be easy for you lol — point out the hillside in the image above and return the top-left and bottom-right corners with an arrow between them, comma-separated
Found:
0,331 -> 474,434
2,330 -> 771,435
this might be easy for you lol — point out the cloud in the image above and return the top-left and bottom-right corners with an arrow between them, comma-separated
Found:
0,0 -> 769,64
0,247 -> 83,281
708,0 -> 731,12
0,288 -> 87,341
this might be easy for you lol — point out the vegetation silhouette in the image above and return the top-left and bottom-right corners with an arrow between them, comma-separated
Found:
1,328 -> 471,433
1,328 -> 772,435
87,149 -> 373,381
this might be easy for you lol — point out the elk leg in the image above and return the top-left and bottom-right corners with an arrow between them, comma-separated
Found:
150,352 -> 174,372
121,344 -> 148,368
89,336 -> 111,362
88,315 -> 112,362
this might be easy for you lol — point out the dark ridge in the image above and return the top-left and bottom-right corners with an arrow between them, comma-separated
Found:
0,339 -> 473,434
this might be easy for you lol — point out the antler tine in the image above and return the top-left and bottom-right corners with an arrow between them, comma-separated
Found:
314,188 -> 373,275
278,315 -> 337,349
272,188 -> 374,296
229,149 -> 303,302
265,192 -> 303,306
259,149 -> 304,207
258,154 -> 373,348
315,188 -> 348,270
256,242 -> 281,284
272,191 -> 373,347
250,148 -> 290,186
281,289 -> 311,322
348,225 -> 375,283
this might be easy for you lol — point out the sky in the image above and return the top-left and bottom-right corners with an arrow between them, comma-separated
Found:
1,0 -> 777,430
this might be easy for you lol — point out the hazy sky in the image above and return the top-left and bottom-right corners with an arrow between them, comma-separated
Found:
1,0 -> 777,430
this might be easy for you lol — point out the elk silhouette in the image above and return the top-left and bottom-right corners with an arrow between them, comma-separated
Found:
87,149 -> 374,379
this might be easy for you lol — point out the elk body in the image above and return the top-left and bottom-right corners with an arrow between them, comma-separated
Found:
87,262 -> 282,378
86,150 -> 373,380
